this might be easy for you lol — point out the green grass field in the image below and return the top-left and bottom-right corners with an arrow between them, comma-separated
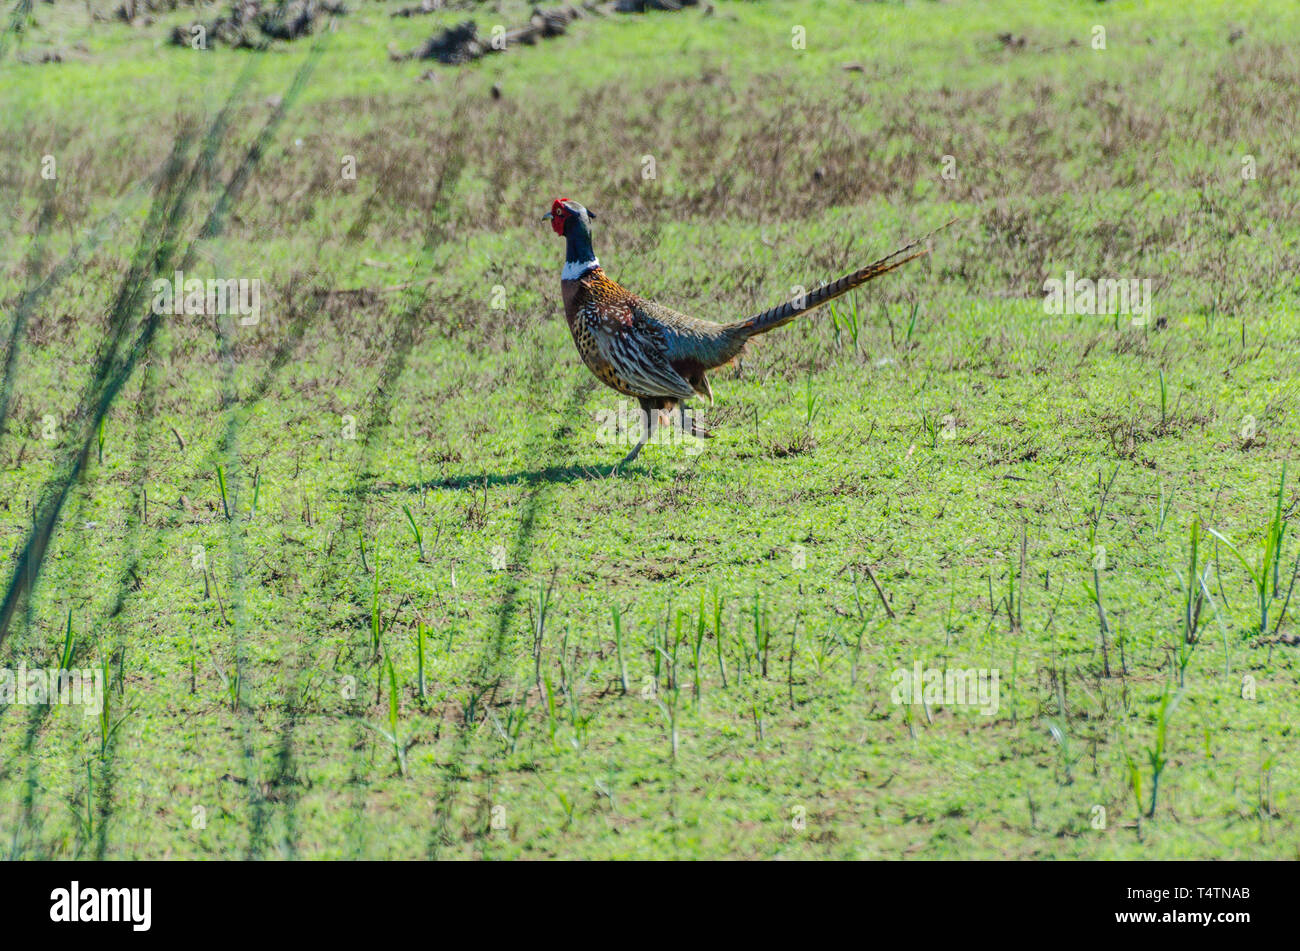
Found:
1,0 -> 1298,859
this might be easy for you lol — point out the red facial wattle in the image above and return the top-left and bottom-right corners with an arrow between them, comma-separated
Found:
550,198 -> 569,235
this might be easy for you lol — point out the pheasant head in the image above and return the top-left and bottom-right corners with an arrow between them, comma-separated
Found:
543,198 -> 599,280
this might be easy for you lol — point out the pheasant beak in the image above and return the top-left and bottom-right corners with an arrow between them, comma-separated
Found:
541,212 -> 554,221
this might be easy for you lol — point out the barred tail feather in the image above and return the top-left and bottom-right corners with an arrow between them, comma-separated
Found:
730,220 -> 955,339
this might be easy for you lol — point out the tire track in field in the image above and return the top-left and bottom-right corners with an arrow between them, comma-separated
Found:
85,285 -> 326,860
0,61 -> 261,650
2,138 -> 199,856
107,38 -> 329,860
425,361 -> 596,860
0,41 -> 323,857
266,275 -> 441,858
248,276 -> 451,857
0,269 -> 328,858
250,146 -> 469,859
0,33 -> 320,642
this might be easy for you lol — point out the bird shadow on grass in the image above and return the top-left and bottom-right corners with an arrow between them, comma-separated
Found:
366,462 -> 636,493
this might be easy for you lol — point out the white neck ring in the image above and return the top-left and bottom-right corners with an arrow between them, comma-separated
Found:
562,258 -> 599,280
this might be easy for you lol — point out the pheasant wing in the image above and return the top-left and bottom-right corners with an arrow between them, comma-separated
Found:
632,299 -> 725,363
587,299 -> 697,400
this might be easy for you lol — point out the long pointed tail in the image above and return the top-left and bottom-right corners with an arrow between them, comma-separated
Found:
729,218 -> 957,338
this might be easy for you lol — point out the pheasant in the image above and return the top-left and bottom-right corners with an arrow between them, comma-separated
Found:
544,197 -> 943,465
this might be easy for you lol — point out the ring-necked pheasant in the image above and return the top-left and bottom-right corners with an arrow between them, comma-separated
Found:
544,197 -> 945,465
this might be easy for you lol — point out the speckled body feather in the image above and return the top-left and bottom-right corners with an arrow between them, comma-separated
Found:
561,267 -> 742,410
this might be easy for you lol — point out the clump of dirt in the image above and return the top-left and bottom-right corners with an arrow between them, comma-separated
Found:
390,0 -> 444,18
168,0 -> 346,49
615,0 -> 696,10
394,1 -> 699,67
393,8 -> 583,64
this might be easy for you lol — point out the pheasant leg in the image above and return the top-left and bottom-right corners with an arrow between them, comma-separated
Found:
618,406 -> 656,466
